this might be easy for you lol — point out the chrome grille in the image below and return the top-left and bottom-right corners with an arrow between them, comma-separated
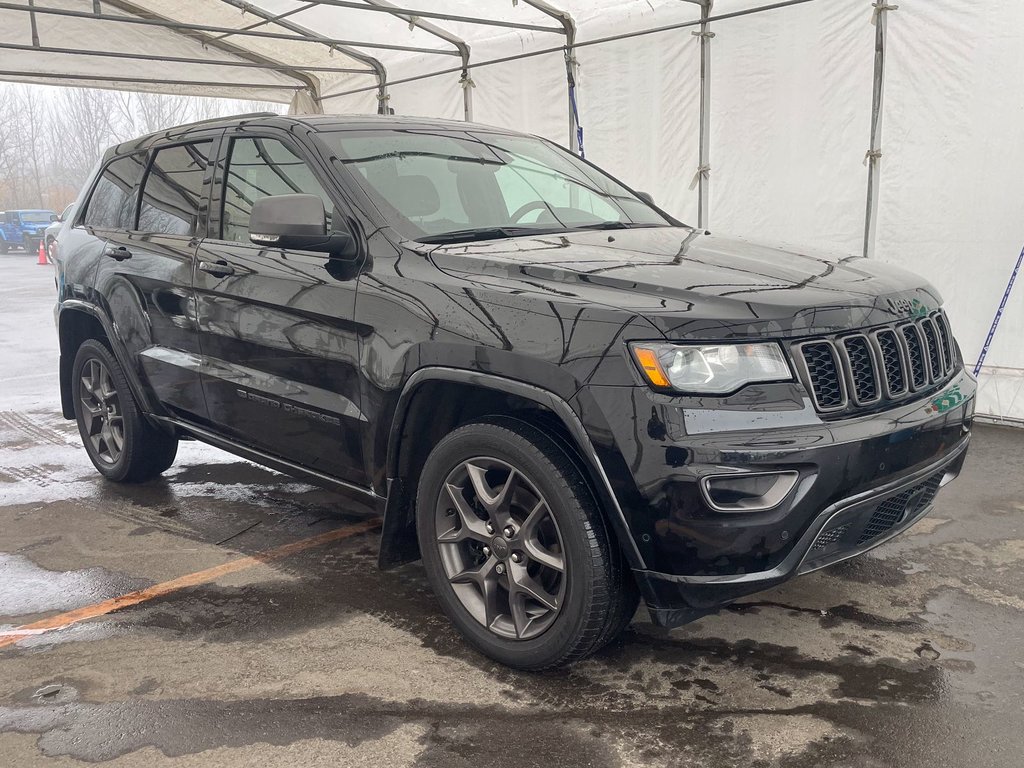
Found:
795,310 -> 958,415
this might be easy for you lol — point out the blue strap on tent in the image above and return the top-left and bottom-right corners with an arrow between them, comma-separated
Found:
569,84 -> 584,158
973,243 -> 1024,376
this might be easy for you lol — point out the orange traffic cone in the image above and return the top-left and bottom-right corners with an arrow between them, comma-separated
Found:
37,239 -> 48,265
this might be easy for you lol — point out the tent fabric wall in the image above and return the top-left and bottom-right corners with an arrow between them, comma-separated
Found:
0,0 -> 1021,422
875,0 -> 1024,424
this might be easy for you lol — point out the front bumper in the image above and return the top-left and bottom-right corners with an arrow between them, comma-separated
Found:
579,369 -> 976,627
635,437 -> 967,627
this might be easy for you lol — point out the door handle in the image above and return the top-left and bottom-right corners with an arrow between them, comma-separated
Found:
104,245 -> 132,261
198,260 -> 235,277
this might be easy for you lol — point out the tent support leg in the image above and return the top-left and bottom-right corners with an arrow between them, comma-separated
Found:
695,1 -> 714,229
863,2 -> 894,258
566,33 -> 581,155
520,1 -> 580,153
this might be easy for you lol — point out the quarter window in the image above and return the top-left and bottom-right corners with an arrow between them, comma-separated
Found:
221,137 -> 333,242
138,142 -> 213,236
83,153 -> 147,230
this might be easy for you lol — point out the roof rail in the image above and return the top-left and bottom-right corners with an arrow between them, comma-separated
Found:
166,110 -> 279,131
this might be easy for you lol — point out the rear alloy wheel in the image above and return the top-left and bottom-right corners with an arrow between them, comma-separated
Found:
417,418 -> 632,670
72,340 -> 178,482
79,357 -> 125,466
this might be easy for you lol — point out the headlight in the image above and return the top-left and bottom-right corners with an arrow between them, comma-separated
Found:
629,342 -> 792,394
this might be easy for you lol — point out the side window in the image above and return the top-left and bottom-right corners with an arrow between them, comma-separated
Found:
83,153 -> 147,231
221,137 -> 333,243
138,141 -> 214,236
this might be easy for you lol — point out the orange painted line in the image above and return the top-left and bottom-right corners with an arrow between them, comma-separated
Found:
0,518 -> 381,650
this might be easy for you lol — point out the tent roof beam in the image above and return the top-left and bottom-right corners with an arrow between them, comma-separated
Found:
0,2 -> 460,57
0,42 -> 374,74
0,69 -> 304,90
295,0 -> 564,34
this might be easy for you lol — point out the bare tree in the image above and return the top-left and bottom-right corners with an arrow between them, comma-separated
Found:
0,82 -> 284,212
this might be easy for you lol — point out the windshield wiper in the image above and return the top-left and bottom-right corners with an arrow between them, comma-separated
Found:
570,221 -> 661,232
416,226 -> 564,245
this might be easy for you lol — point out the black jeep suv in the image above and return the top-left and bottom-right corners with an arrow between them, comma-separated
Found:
55,113 -> 974,670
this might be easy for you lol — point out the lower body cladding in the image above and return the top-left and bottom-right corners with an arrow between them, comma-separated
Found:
581,371 -> 976,628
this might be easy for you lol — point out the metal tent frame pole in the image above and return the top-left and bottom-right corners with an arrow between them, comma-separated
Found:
319,1 -> 813,100
521,1 -> 579,153
863,2 -> 895,258
695,0 -> 714,229
358,0 -> 474,121
214,0 -> 388,114
102,0 -> 321,100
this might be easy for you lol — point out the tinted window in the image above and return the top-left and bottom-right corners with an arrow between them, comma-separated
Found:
84,153 -> 147,230
138,142 -> 213,236
221,137 -> 333,242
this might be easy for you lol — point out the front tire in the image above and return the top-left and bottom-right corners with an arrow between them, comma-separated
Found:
72,339 -> 178,482
416,417 -> 630,670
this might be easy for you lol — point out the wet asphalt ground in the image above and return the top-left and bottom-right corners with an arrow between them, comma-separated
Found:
1,252 -> 1023,767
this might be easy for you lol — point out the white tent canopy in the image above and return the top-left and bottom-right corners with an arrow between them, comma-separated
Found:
1,0 -> 1022,423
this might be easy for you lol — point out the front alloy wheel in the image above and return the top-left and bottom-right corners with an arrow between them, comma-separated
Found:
417,418 -> 635,670
435,458 -> 566,640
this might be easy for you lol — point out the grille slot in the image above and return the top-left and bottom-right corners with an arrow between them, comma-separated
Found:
795,310 -> 957,416
920,318 -> 943,379
900,323 -> 928,390
856,472 -> 944,545
874,329 -> 907,397
935,312 -> 955,368
841,335 -> 880,404
798,342 -> 845,410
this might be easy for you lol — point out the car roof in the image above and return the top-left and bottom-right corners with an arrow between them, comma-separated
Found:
108,112 -> 531,158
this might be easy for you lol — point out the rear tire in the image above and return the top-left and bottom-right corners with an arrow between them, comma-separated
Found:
72,339 -> 178,482
416,417 -> 628,670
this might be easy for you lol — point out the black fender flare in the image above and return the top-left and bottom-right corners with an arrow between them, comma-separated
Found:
57,299 -> 163,422
379,366 -> 646,571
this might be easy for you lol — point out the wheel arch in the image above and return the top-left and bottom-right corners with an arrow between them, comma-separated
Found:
58,301 -> 157,422
378,367 -> 645,572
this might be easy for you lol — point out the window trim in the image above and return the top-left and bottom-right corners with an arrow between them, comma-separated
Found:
132,134 -> 221,239
211,129 -> 351,246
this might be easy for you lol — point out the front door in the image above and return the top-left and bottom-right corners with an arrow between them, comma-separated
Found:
193,132 -> 367,488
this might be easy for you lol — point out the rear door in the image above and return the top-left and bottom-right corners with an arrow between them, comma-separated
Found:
193,129 -> 368,488
94,134 -> 219,423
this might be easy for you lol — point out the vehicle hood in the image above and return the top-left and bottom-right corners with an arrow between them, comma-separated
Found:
426,227 -> 942,339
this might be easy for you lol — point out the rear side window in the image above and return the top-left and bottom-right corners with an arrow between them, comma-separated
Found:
220,137 -> 333,242
83,153 -> 147,230
138,141 -> 213,236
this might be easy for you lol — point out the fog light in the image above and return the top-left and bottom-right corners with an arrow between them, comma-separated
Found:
701,471 -> 798,512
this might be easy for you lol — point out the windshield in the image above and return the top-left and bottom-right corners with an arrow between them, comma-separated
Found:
20,211 -> 53,224
319,129 -> 673,244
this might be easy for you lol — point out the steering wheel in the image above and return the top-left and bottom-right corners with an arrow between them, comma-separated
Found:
509,200 -> 553,224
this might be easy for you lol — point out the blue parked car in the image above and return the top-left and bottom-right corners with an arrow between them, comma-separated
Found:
0,209 -> 57,254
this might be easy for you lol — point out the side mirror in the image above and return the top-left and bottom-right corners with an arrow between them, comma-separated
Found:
249,194 -> 357,258
637,191 -> 655,206
50,214 -> 59,223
